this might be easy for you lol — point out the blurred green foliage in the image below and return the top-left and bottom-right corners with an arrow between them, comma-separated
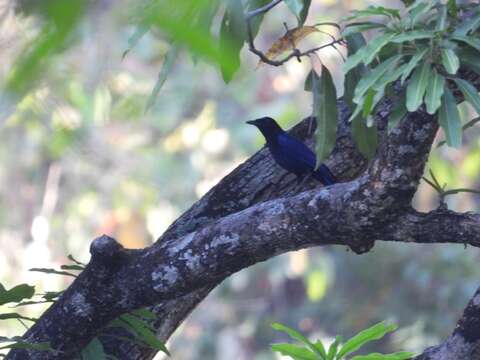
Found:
271,320 -> 414,360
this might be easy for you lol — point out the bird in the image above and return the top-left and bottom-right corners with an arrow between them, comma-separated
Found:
247,117 -> 336,186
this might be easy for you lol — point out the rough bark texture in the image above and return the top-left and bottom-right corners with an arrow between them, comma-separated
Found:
6,24 -> 480,360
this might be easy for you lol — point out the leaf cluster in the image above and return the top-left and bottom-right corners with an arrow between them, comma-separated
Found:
271,321 -> 414,360
123,0 -> 313,111
343,0 -> 480,150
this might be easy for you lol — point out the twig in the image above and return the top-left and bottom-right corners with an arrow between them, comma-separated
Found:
246,0 -> 283,20
422,169 -> 480,209
437,116 -> 480,148
245,0 -> 345,67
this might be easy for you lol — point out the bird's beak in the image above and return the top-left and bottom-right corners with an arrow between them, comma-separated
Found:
246,119 -> 258,126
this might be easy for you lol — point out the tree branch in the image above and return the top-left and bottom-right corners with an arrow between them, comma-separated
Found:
246,0 -> 283,19
415,286 -> 480,360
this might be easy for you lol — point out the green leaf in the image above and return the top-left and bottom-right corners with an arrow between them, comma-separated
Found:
0,340 -> 52,352
219,0 -> 247,83
304,71 -> 314,92
458,47 -> 480,74
326,337 -> 341,360
441,48 -> 459,74
451,35 -> 480,52
247,0 -> 271,38
60,264 -> 84,271
436,5 -> 447,32
5,1 -> 86,96
425,69 -> 445,114
387,93 -> 407,132
347,6 -> 400,21
373,63 -> 408,92
122,24 -> 150,59
438,88 -> 462,148
131,308 -> 157,320
351,352 -> 416,360
406,61 -> 431,112
362,34 -> 398,67
370,88 -> 386,122
272,322 -> 327,359
0,283 -> 35,305
312,67 -> 338,169
0,313 -> 37,322
337,322 -> 397,359
29,268 -> 77,277
12,300 -> 52,307
147,4 -> 235,77
344,33 -> 368,109
342,22 -> 386,37
353,55 -> 402,104
352,110 -> 378,160
145,45 -> 179,112
119,314 -> 170,355
362,89 -> 376,118
452,11 -> 480,36
391,31 -> 435,43
42,291 -> 63,301
67,254 -> 85,265
408,1 -> 433,28
400,48 -> 428,84
299,0 -> 311,25
81,338 -> 107,360
283,0 -> 304,23
348,102 -> 364,123
343,33 -> 395,74
346,32 -> 367,58
453,78 -> 480,115
0,336 -> 23,344
447,0 -> 457,17
271,343 -> 318,360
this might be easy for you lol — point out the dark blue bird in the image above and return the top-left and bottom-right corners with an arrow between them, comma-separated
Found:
247,117 -> 336,186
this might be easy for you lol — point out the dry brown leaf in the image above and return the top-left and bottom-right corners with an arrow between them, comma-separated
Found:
257,26 -> 320,67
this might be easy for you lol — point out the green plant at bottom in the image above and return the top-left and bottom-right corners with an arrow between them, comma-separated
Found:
271,321 -> 414,360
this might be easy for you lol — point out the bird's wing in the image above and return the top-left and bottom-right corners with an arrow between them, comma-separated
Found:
276,133 -> 316,169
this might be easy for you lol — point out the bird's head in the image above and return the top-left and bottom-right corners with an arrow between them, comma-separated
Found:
246,117 -> 284,138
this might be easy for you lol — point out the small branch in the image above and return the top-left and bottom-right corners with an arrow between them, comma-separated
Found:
245,0 -> 345,66
422,170 -> 480,209
245,0 -> 283,20
248,33 -> 345,66
437,116 -> 480,148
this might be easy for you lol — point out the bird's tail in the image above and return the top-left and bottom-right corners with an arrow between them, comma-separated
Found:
312,164 -> 336,185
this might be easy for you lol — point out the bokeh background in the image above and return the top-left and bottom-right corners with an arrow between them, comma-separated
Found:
1,0 -> 479,358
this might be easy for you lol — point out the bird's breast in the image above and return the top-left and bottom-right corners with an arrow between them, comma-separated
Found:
268,142 -> 306,176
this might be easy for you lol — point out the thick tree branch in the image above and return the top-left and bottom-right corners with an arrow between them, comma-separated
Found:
384,209 -> 480,246
103,101 -> 367,360
415,286 -> 480,360
8,176 -> 480,360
